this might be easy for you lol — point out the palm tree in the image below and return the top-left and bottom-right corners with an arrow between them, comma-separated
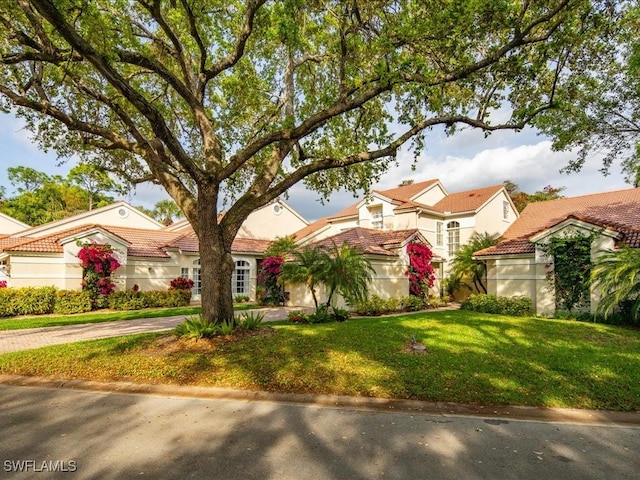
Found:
321,242 -> 375,308
279,246 -> 327,308
449,232 -> 501,294
592,246 -> 640,321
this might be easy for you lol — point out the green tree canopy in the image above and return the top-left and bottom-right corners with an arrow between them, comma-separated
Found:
0,167 -> 116,225
535,4 -> 640,184
0,0 -> 619,322
503,180 -> 566,212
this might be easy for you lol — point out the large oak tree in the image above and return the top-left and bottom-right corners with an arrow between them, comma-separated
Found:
0,0 -> 617,322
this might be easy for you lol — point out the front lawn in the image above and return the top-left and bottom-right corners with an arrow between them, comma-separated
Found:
0,303 -> 257,330
1,310 -> 639,411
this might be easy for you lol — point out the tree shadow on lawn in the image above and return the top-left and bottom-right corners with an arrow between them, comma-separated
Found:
98,311 -> 640,411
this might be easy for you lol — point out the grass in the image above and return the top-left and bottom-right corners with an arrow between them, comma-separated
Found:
0,303 -> 257,330
1,310 -> 639,411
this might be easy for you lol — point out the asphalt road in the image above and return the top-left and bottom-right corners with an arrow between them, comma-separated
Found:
1,383 -> 639,480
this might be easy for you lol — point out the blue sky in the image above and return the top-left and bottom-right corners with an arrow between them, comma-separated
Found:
0,111 -> 631,222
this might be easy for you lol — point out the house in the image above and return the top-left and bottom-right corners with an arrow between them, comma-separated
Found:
288,227 -> 429,307
473,188 -> 640,316
286,179 -> 518,306
0,199 -> 308,300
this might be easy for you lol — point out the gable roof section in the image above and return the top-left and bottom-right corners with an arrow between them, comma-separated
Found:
328,179 -> 440,220
309,227 -> 421,256
431,184 -> 506,214
13,201 -> 163,238
293,216 -> 330,242
1,224 -> 181,258
0,212 -> 30,233
475,188 -> 640,257
168,232 -> 271,255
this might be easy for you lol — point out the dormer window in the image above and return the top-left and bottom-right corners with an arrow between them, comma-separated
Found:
369,206 -> 383,229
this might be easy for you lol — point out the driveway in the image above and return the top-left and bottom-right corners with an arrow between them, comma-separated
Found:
0,307 -> 302,354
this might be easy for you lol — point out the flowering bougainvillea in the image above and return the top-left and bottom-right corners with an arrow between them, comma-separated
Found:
77,242 -> 120,308
258,256 -> 284,305
0,280 -> 6,288
405,240 -> 436,297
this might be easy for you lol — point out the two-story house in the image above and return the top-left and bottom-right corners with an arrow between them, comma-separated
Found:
287,179 -> 518,306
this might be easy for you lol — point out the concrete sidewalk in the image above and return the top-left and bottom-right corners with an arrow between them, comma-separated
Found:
0,307 -> 301,354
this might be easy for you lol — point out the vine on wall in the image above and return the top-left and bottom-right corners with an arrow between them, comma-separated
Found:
541,232 -> 595,312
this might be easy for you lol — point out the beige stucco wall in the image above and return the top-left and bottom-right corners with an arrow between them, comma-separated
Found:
473,191 -> 517,237
4,254 -> 66,288
412,183 -> 447,206
485,224 -> 620,316
238,201 -> 307,240
285,255 -> 409,309
0,213 -> 29,234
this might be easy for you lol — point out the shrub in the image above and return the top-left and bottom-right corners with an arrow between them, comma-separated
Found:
108,290 -> 149,310
461,294 -> 533,317
78,242 -> 120,309
400,295 -> 425,312
174,315 -> 219,339
234,294 -> 250,303
0,288 -> 18,317
54,290 -> 93,314
353,295 -> 401,316
237,311 -> 265,330
0,286 -> 57,317
498,296 -> 534,317
144,290 -> 191,308
169,277 -> 194,291
287,310 -> 309,324
331,307 -> 350,322
0,280 -> 7,288
308,306 -> 333,323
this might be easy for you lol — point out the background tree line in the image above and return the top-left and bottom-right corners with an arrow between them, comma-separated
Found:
0,166 -> 183,226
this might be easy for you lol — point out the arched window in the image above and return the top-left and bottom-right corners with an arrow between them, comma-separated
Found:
192,259 -> 201,295
232,260 -> 251,295
447,221 -> 460,257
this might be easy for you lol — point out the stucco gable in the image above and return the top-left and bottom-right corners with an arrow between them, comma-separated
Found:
13,201 -> 163,238
0,212 -> 30,235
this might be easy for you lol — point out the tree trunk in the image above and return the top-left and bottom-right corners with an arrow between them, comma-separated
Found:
196,189 -> 236,324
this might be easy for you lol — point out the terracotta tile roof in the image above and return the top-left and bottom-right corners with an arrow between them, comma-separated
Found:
1,225 -> 103,254
373,179 -> 440,202
309,228 -> 419,256
432,185 -> 504,213
167,233 -> 271,255
329,181 -> 504,219
293,217 -> 330,241
1,224 -> 181,257
328,179 -> 439,220
475,188 -> 640,257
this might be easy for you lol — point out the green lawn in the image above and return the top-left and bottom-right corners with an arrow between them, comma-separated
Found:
0,303 -> 257,330
1,310 -> 639,411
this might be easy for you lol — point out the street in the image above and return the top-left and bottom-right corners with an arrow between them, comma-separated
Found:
1,383 -> 639,479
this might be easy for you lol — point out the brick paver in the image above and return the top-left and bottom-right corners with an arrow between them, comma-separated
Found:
0,307 -> 302,354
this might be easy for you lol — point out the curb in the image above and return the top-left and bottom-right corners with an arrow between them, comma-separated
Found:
1,374 -> 638,427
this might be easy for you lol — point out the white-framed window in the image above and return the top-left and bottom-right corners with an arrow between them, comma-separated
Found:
180,267 -> 189,278
369,206 -> 383,229
447,221 -> 460,257
192,259 -> 201,295
503,200 -> 510,220
232,260 -> 251,295
436,222 -> 443,247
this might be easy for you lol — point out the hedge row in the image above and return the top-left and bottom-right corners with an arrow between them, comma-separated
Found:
460,294 -> 533,317
0,286 -> 191,318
